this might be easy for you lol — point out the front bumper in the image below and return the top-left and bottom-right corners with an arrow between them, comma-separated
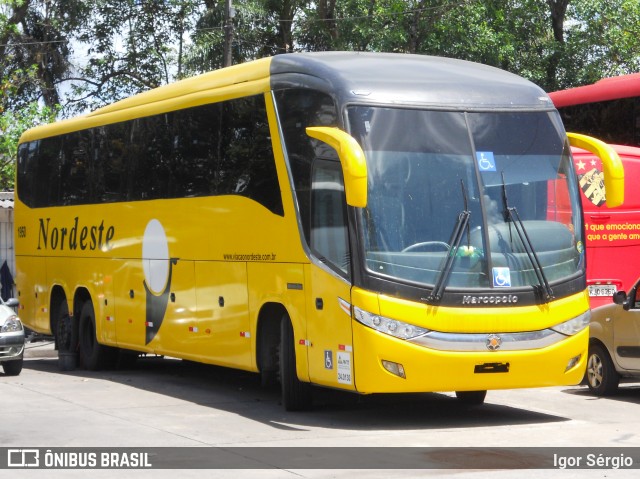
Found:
0,330 -> 26,362
352,322 -> 588,393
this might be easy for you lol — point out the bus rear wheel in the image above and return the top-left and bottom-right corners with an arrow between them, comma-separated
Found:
280,315 -> 312,411
78,300 -> 117,370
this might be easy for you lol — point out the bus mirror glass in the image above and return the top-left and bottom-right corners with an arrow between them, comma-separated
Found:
567,132 -> 624,208
306,126 -> 368,208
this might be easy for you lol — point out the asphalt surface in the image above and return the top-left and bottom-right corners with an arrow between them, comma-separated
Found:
2,338 -> 639,478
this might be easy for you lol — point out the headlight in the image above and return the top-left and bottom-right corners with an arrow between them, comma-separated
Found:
550,310 -> 590,336
354,306 -> 429,340
1,315 -> 23,333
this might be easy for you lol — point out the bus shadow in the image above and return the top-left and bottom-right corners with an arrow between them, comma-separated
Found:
24,356 -> 568,432
562,383 -> 640,405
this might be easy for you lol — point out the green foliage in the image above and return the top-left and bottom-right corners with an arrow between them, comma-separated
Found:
0,102 -> 57,190
2,0 -> 640,119
67,0 -> 201,115
1,0 -> 638,189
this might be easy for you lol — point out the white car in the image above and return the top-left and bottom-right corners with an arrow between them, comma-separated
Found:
0,298 -> 24,376
586,278 -> 640,395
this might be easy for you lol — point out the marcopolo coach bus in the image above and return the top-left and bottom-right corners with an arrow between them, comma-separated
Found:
15,52 -> 624,410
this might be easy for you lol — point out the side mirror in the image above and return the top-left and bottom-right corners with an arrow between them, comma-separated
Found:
4,298 -> 19,308
613,290 -> 627,306
306,127 -> 368,208
567,132 -> 624,208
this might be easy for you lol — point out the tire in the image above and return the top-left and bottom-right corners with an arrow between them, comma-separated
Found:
2,358 -> 23,376
56,301 -> 79,371
455,390 -> 487,406
586,343 -> 619,396
280,315 -> 312,411
78,300 -> 117,370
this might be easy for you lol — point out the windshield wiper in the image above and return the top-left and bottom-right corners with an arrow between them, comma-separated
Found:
501,173 -> 554,300
428,180 -> 471,302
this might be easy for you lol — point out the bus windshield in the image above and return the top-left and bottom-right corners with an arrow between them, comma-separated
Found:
348,106 -> 583,293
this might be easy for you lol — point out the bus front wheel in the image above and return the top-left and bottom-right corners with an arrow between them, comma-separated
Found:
280,315 -> 312,411
78,300 -> 116,370
455,390 -> 487,406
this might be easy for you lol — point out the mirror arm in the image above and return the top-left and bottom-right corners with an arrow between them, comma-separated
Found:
567,132 -> 624,208
306,127 -> 368,208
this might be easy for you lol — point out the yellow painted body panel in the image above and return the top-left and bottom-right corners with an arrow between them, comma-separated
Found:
247,262 -> 308,375
14,256 -> 47,334
303,264 -> 355,390
348,287 -> 588,393
352,322 -> 587,393
370,289 -> 590,334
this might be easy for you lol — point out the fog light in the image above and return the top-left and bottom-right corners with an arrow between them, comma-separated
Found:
565,354 -> 581,372
381,360 -> 406,379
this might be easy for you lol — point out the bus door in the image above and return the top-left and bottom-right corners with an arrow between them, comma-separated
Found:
304,159 -> 356,390
574,146 -> 640,308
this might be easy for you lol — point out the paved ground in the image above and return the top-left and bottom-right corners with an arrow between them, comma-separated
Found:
2,339 -> 639,478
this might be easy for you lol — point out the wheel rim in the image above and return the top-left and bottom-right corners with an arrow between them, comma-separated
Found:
587,353 -> 603,388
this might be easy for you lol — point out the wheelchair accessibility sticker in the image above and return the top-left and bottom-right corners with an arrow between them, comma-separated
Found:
476,151 -> 496,172
324,350 -> 333,370
492,267 -> 511,288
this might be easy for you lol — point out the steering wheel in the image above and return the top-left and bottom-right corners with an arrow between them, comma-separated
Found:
401,241 -> 450,253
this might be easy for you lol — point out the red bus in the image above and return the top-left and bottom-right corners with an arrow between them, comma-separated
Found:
550,75 -> 640,308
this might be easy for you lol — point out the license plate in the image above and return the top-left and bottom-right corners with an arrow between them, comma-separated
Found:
588,285 -> 618,297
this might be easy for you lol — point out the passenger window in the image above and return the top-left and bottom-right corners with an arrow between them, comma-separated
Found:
311,160 -> 350,277
274,89 -> 339,246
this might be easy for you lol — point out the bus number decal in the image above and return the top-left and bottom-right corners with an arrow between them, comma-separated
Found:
337,351 -> 352,384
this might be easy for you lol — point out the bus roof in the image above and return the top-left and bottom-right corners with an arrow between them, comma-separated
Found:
21,52 -> 554,143
269,52 -> 552,111
549,73 -> 640,108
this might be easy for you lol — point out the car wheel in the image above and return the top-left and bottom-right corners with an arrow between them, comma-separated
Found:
586,343 -> 619,396
2,357 -> 23,376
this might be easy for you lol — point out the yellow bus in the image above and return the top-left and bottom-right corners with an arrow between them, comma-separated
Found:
15,52 -> 624,410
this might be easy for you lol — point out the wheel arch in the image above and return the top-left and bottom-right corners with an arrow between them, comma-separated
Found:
589,336 -> 613,361
49,284 -> 69,343
73,288 -> 93,323
256,302 -> 288,374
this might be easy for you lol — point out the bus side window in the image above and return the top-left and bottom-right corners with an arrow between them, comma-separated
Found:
311,160 -> 350,277
274,89 -> 339,246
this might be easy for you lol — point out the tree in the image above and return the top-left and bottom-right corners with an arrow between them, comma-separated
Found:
1,0 -> 65,190
564,0 -> 640,86
183,0 -> 303,76
0,103 -> 57,190
65,0 -> 200,115
1,0 -> 87,111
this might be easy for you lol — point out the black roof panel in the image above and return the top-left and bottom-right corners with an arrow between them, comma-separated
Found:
270,52 -> 553,111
